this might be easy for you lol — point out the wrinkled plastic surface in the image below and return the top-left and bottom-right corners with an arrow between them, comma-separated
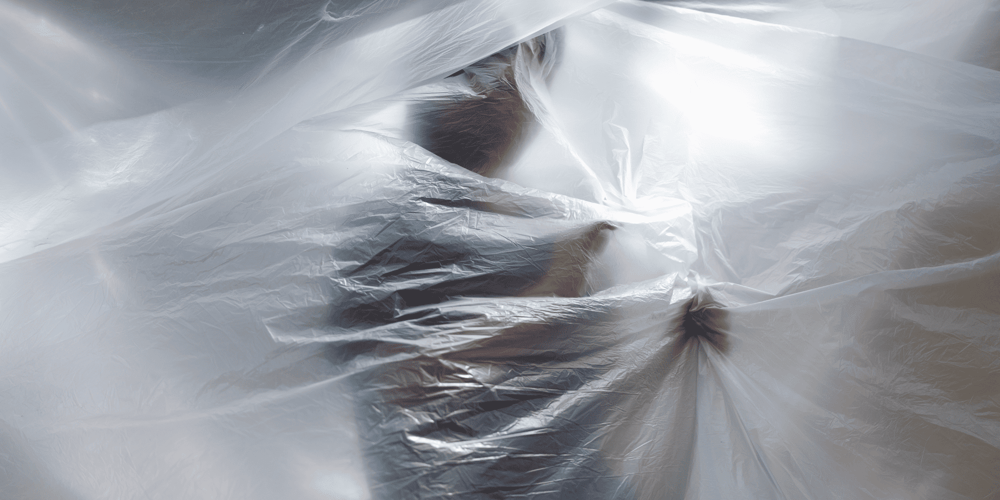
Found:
654,0 -> 1000,70
1,1 -> 999,499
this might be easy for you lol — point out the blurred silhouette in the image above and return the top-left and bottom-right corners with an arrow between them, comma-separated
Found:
325,28 -> 734,499
408,30 -> 561,177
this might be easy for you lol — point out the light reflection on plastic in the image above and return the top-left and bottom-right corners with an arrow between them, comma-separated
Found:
639,31 -> 772,149
649,63 -> 765,146
89,248 -> 126,304
0,2 -> 87,54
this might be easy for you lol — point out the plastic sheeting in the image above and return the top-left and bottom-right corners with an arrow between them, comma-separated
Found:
653,0 -> 1000,70
1,1 -> 999,499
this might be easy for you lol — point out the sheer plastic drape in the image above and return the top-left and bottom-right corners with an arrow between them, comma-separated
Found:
1,1 -> 998,499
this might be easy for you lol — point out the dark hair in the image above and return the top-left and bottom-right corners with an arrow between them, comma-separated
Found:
409,30 -> 562,177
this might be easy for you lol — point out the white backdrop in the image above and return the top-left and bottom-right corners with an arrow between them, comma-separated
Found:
1,1 -> 998,498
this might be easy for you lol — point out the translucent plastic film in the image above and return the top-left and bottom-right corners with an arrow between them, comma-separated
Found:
654,0 -> 1000,70
1,1 -> 998,499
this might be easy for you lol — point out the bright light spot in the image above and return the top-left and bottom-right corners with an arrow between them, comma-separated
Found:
650,63 -> 766,145
637,31 -> 773,149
